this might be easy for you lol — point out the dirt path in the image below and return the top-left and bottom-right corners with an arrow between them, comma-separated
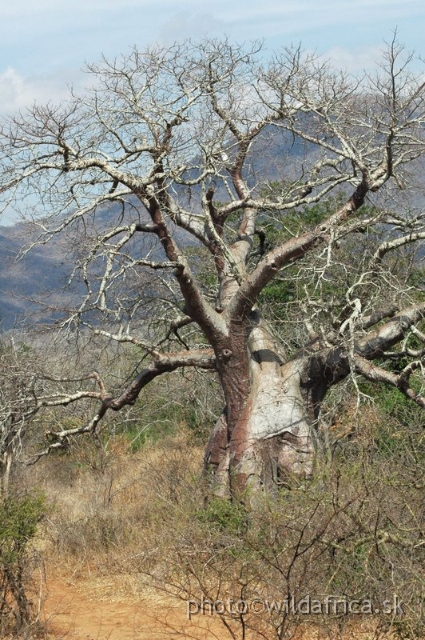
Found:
40,570 -> 377,640
43,572 -> 223,640
44,575 -> 382,640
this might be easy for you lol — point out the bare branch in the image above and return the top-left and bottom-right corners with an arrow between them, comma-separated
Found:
357,303 -> 425,360
354,355 -> 425,409
28,348 -> 216,462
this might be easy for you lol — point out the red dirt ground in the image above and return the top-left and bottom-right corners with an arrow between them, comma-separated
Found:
40,567 -> 382,639
42,571 -> 226,640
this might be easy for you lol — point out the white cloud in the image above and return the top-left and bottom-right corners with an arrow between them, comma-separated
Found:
0,0 -> 424,116
323,45 -> 385,74
0,68 -> 56,115
0,69 -> 28,113
159,11 -> 228,43
0,68 -> 85,116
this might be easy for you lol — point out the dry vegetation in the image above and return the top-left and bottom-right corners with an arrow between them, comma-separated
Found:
2,315 -> 425,639
3,37 -> 425,640
4,373 -> 423,640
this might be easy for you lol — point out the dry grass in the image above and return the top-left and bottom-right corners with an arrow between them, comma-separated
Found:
31,428 -> 205,576
10,391 -> 425,640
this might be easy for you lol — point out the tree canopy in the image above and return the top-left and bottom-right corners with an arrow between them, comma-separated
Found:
1,37 -> 425,497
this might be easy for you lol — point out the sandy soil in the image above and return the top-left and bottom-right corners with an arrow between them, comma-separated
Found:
43,572 -> 224,640
39,567 -> 380,640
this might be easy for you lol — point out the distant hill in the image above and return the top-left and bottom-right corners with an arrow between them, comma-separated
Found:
0,221 -> 81,330
0,204 -> 197,331
0,124 -> 324,331
1,126 -> 422,331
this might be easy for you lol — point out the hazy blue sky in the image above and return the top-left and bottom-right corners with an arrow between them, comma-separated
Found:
1,0 -> 424,115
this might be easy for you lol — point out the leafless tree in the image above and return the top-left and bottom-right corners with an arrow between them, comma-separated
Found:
0,338 -> 42,496
1,37 -> 425,498
0,336 -> 115,495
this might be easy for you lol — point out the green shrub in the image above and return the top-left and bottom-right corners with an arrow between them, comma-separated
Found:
195,496 -> 248,535
0,493 -> 46,635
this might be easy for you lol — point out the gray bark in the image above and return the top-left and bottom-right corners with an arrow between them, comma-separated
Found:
205,318 -> 320,496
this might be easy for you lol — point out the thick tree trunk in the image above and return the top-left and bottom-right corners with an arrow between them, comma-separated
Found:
205,315 -> 326,498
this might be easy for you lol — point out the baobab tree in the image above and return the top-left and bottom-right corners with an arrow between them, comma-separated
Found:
1,38 -> 425,498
